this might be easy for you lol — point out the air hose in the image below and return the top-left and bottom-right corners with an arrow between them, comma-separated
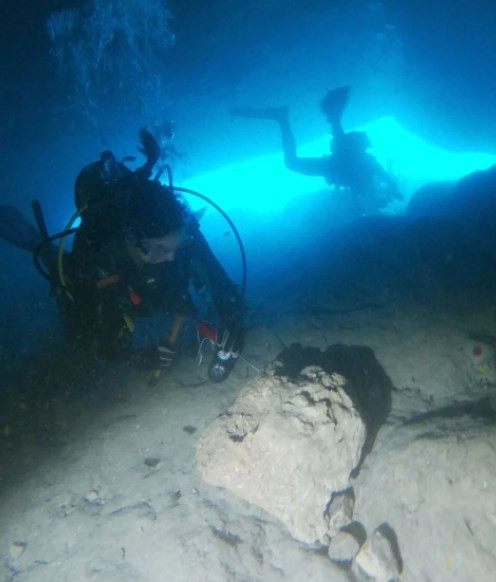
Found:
32,227 -> 79,282
157,163 -> 246,297
173,186 -> 247,298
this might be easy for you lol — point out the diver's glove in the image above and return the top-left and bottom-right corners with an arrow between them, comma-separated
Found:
129,343 -> 175,371
157,342 -> 176,369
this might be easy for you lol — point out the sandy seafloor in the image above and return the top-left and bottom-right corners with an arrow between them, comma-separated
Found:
1,213 -> 496,582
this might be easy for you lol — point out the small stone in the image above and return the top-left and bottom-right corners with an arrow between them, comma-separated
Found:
352,527 -> 401,582
326,488 -> 355,536
144,457 -> 161,467
9,541 -> 27,559
466,341 -> 495,379
170,489 -> 181,502
328,530 -> 360,563
84,490 -> 102,505
183,425 -> 197,435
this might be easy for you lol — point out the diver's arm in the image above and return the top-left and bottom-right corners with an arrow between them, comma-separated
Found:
330,119 -> 345,140
284,155 -> 332,177
189,227 -> 244,334
229,107 -> 328,178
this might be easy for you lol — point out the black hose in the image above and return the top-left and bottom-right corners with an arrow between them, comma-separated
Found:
32,199 -> 49,241
174,186 -> 247,298
32,227 -> 79,282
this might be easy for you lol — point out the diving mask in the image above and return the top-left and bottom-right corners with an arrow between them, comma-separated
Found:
137,230 -> 193,264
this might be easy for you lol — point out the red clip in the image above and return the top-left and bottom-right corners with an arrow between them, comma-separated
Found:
196,320 -> 218,341
129,289 -> 142,305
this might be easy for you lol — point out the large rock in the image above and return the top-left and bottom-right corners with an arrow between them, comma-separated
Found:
406,165 -> 496,230
405,181 -> 456,218
353,417 -> 496,581
196,365 -> 366,543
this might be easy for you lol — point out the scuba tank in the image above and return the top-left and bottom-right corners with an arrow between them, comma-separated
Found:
73,151 -> 134,252
72,130 -> 161,251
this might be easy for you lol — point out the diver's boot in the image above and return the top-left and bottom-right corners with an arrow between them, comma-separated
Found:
229,106 -> 289,123
0,204 -> 42,251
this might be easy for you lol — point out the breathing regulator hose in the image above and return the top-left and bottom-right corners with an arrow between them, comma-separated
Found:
156,163 -> 246,298
173,186 -> 247,298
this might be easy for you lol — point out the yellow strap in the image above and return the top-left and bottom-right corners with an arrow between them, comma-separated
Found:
123,313 -> 135,333
96,274 -> 120,289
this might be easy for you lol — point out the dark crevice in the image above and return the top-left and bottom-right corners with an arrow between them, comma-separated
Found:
404,397 -> 496,425
275,343 -> 393,477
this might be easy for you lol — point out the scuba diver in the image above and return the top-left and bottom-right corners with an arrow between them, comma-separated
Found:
0,130 -> 245,383
230,86 -> 402,214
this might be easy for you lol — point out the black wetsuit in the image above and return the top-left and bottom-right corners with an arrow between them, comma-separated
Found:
61,215 -> 243,358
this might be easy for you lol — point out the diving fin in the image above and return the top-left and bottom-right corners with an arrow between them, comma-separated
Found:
0,204 -> 42,251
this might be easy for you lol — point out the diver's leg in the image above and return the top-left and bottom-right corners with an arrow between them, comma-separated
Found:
229,106 -> 299,168
275,109 -> 299,168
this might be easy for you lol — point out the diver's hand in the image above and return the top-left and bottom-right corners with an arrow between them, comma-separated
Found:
139,129 -> 161,171
129,344 -> 175,370
157,342 -> 175,369
217,324 -> 245,356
